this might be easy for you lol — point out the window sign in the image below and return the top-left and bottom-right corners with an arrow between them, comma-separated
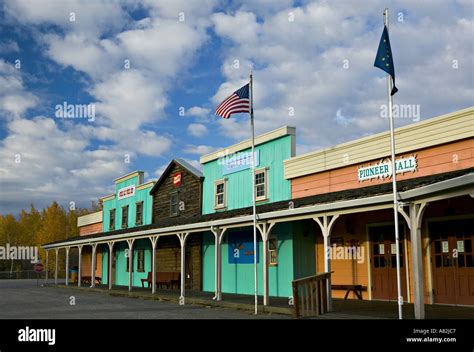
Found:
457,240 -> 465,253
379,244 -> 385,255
391,243 -> 397,255
442,241 -> 449,253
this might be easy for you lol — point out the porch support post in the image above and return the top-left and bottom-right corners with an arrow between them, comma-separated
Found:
91,243 -> 97,288
65,247 -> 70,286
127,239 -> 134,292
44,250 -> 49,284
149,236 -> 159,294
408,202 -> 428,319
107,241 -> 114,290
78,245 -> 83,287
54,248 -> 59,285
314,214 -> 339,312
257,222 -> 276,306
177,232 -> 190,304
211,227 -> 227,301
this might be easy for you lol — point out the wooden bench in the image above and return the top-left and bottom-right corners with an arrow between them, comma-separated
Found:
141,272 -> 153,288
157,272 -> 180,289
332,284 -> 366,300
141,272 -> 181,289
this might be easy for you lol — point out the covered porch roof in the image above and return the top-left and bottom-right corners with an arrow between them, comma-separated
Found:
43,168 -> 474,249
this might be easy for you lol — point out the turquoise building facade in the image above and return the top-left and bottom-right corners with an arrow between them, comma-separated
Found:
101,171 -> 154,232
100,171 -> 155,286
199,126 -> 311,298
201,126 -> 295,214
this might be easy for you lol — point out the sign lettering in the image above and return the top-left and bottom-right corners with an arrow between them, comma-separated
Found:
117,185 -> 135,200
173,173 -> 182,187
358,155 -> 417,182
228,231 -> 259,264
223,151 -> 260,175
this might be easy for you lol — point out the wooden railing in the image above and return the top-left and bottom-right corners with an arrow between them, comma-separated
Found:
292,272 -> 331,318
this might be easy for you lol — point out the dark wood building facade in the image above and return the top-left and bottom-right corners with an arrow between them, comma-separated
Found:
150,159 -> 203,223
149,159 -> 204,290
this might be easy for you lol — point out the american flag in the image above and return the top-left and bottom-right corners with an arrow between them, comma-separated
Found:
215,83 -> 250,119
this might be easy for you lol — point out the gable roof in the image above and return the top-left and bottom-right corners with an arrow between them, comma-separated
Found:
149,158 -> 203,195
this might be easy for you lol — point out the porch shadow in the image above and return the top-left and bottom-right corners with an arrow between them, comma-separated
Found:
56,284 -> 474,319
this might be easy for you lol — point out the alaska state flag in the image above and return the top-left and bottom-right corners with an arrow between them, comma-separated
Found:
374,25 -> 398,95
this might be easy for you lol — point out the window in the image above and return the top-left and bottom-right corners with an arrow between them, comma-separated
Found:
121,205 -> 129,229
269,237 -> 278,266
109,209 -> 115,230
136,201 -> 143,225
170,192 -> 179,216
137,250 -> 145,272
255,169 -> 267,201
214,180 -> 226,209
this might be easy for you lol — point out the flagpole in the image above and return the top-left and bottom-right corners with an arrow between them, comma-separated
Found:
384,8 -> 403,320
250,71 -> 258,315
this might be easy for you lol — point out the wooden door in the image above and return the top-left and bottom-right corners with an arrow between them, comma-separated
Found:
370,225 -> 407,301
431,219 -> 474,305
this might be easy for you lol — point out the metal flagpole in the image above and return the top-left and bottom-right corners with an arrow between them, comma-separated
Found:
384,8 -> 403,320
250,72 -> 258,315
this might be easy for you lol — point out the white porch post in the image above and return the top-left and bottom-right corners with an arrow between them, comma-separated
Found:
54,248 -> 59,285
107,241 -> 114,290
91,243 -> 97,288
44,250 -> 49,284
314,214 -> 339,312
150,236 -> 159,294
178,233 -> 190,304
399,202 -> 429,319
78,245 -> 83,287
127,239 -> 134,292
65,247 -> 70,286
211,227 -> 226,301
409,203 -> 428,319
257,222 -> 275,306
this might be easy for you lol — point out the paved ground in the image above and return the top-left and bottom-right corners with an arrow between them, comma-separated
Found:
2,279 -> 474,319
0,280 -> 287,319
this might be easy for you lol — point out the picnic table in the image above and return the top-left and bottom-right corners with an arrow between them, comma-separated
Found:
331,284 -> 366,300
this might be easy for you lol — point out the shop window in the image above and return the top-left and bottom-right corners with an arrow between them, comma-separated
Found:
136,201 -> 143,225
269,237 -> 278,266
170,192 -> 179,216
121,205 -> 129,229
214,179 -> 226,209
255,168 -> 267,201
109,209 -> 115,230
137,250 -> 145,272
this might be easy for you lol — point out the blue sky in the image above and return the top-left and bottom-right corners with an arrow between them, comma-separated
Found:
0,0 -> 472,215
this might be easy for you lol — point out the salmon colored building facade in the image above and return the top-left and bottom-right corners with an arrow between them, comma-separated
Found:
285,107 -> 474,308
